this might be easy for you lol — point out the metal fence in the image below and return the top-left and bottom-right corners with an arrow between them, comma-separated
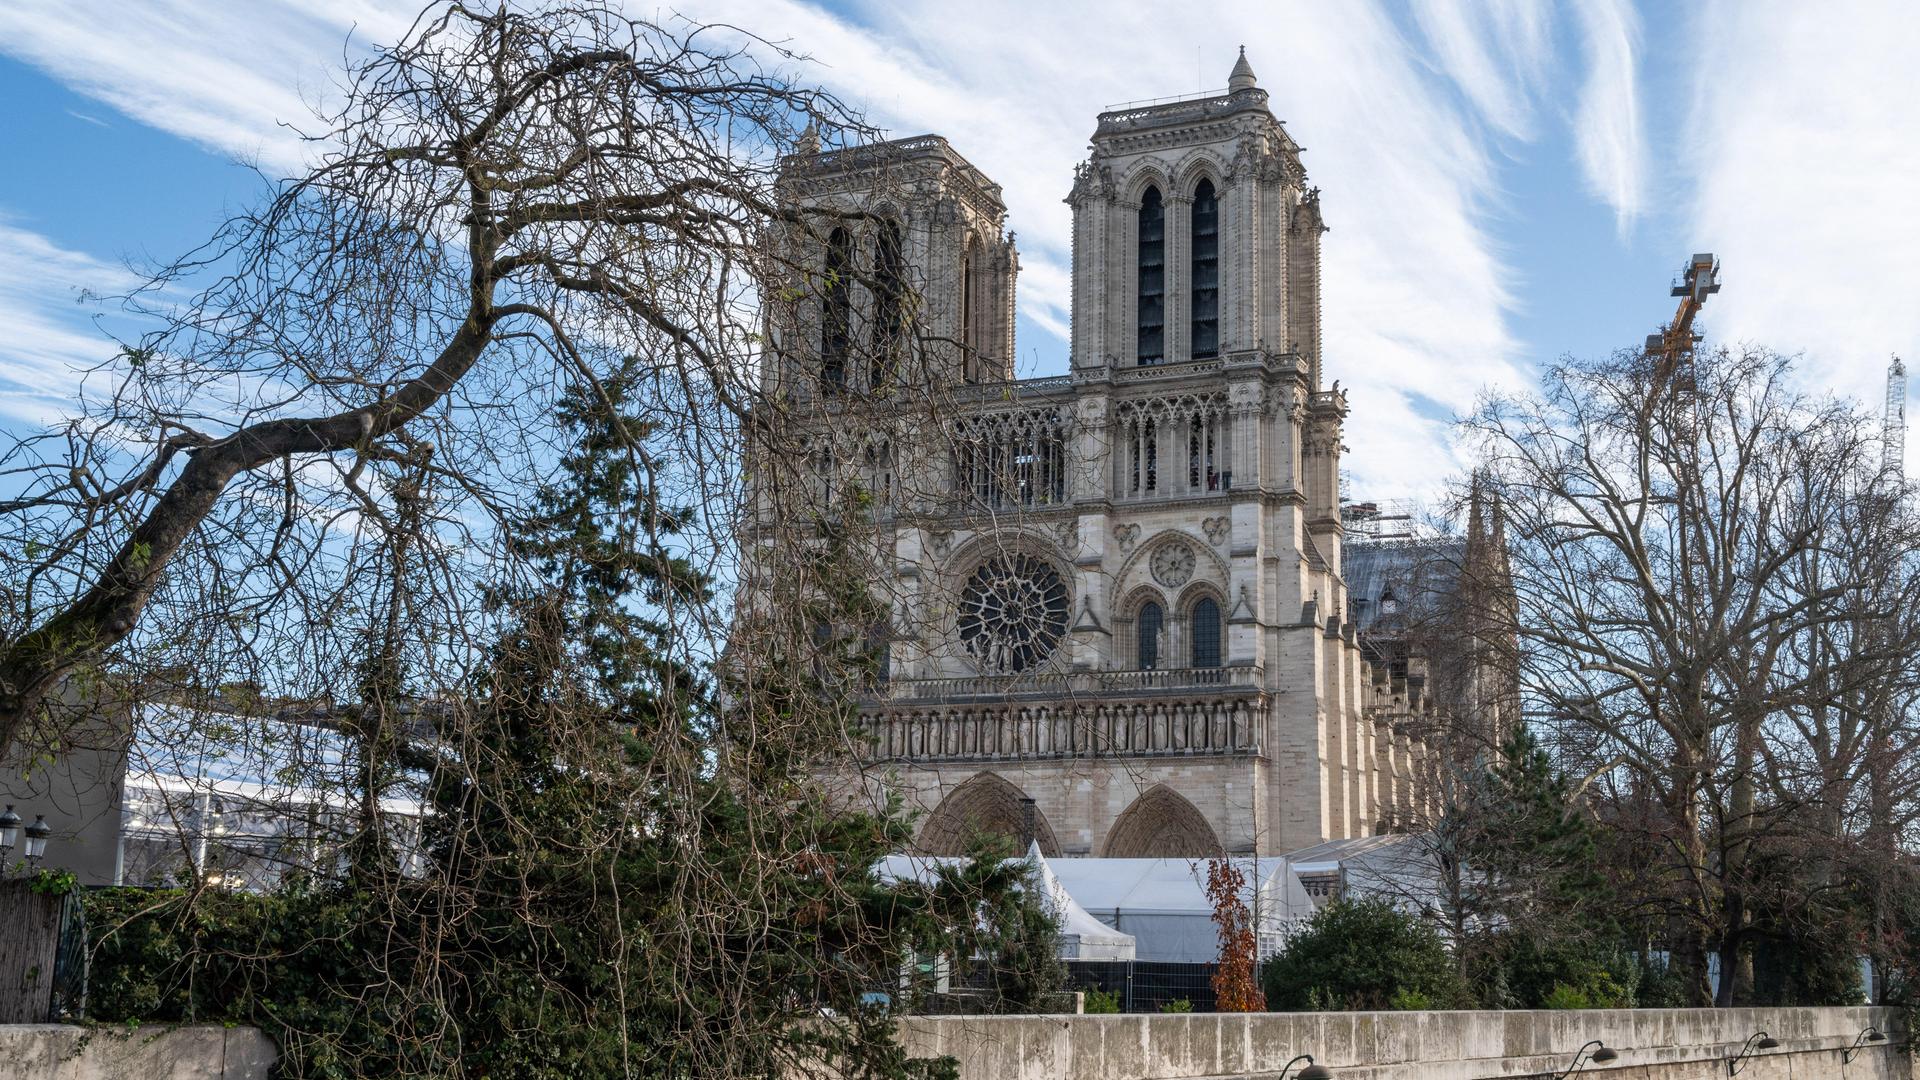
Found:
1064,959 -> 1219,1013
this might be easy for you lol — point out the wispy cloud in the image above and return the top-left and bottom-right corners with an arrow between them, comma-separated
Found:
1680,0 -> 1920,429
0,220 -> 139,425
707,0 -> 1533,497
0,1 -> 415,172
64,109 -> 110,129
1569,0 -> 1645,236
1,0 -> 1542,498
1408,0 -> 1553,141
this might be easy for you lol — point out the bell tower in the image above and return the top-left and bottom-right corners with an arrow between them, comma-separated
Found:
1066,49 -> 1319,378
772,134 -> 1018,397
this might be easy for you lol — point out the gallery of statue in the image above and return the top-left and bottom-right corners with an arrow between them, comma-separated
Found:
756,52 -> 1512,859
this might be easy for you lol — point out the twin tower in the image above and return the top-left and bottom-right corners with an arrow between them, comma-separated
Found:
763,53 -> 1450,859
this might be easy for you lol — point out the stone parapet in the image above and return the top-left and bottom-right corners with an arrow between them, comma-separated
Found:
0,1024 -> 275,1080
895,1007 -> 1908,1080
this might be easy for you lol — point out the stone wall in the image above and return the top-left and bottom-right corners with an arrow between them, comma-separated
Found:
896,1007 -> 1908,1080
0,1024 -> 274,1080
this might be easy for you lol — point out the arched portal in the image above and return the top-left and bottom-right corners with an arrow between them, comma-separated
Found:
1101,785 -> 1222,857
918,772 -> 1062,857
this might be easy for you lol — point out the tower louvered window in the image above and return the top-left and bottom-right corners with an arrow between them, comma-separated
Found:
870,220 -> 906,390
1137,187 -> 1165,365
1191,597 -> 1222,668
1190,179 -> 1219,359
821,227 -> 853,392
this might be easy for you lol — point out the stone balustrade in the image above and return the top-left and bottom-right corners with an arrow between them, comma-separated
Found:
861,685 -> 1265,763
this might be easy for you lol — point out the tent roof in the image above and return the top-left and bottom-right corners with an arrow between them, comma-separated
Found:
872,849 -> 1136,952
1047,857 -> 1296,917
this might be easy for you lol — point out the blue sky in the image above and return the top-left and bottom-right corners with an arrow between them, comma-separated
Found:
3,0 -> 1918,500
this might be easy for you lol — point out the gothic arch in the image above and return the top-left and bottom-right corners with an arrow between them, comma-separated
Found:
1173,151 -> 1229,196
1114,583 -> 1170,669
918,772 -> 1062,857
1179,584 -> 1227,668
1112,528 -> 1232,602
1101,784 -> 1222,857
1120,158 -> 1175,206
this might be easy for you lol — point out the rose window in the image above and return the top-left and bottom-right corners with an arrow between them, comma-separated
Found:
957,553 -> 1070,673
1150,540 -> 1196,587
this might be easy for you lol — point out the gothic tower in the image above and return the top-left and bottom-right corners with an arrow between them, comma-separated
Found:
769,134 -> 1018,397
766,53 -> 1445,860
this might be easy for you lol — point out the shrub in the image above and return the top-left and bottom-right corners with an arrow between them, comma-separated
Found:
1387,987 -> 1432,1011
1261,898 -> 1463,1011
1159,998 -> 1193,1013
1083,988 -> 1121,1014
1480,933 -> 1639,1009
1541,983 -> 1591,1010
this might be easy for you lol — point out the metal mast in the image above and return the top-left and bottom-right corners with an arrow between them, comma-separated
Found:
1645,253 -> 1721,396
1883,355 -> 1907,481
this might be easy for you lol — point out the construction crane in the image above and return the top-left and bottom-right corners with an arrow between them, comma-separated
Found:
1885,356 -> 1908,481
1644,252 -> 1721,394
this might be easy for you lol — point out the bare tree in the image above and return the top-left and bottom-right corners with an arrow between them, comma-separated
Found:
0,3 -> 879,755
1462,345 -> 1920,1006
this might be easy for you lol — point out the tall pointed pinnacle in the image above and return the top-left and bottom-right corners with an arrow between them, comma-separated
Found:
1228,46 -> 1258,93
796,121 -> 820,156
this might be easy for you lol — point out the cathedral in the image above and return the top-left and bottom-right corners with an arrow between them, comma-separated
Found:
759,51 -> 1508,860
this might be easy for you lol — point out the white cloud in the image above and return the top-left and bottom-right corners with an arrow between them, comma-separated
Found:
0,220 -> 140,425
1,0 -> 1543,498
1568,0 -> 1645,235
0,1 -> 413,172
705,0 -> 1533,498
1408,0 -> 1553,141
1681,1 -> 1920,437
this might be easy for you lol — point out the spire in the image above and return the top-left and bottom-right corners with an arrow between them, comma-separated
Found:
1228,46 -> 1258,93
795,121 -> 820,156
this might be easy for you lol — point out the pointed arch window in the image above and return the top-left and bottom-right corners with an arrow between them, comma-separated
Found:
1190,179 -> 1219,359
1137,187 -> 1165,365
821,227 -> 853,392
1137,601 -> 1164,670
1190,597 -> 1222,669
870,220 -> 906,390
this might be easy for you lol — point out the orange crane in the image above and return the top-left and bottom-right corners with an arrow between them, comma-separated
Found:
1645,252 -> 1720,393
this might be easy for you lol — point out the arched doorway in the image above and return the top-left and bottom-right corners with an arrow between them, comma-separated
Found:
917,772 -> 1062,857
1101,785 -> 1222,857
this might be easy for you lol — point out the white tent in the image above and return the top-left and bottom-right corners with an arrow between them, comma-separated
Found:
1047,857 -> 1313,963
1044,837 -> 1439,964
872,847 -> 1137,962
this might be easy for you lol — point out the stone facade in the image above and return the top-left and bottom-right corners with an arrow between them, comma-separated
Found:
763,53 -> 1474,858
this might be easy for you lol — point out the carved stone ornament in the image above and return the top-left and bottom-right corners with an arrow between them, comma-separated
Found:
1201,516 -> 1230,546
1112,523 -> 1141,552
927,530 -> 953,558
1054,517 -> 1080,549
1150,540 -> 1197,588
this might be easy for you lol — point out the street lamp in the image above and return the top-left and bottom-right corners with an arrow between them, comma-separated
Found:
22,816 -> 50,868
1727,1032 -> 1779,1076
1279,1054 -> 1333,1080
0,806 -> 20,859
1843,1026 -> 1887,1064
1553,1040 -> 1619,1077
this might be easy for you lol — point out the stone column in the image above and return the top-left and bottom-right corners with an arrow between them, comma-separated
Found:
1166,191 -> 1192,364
